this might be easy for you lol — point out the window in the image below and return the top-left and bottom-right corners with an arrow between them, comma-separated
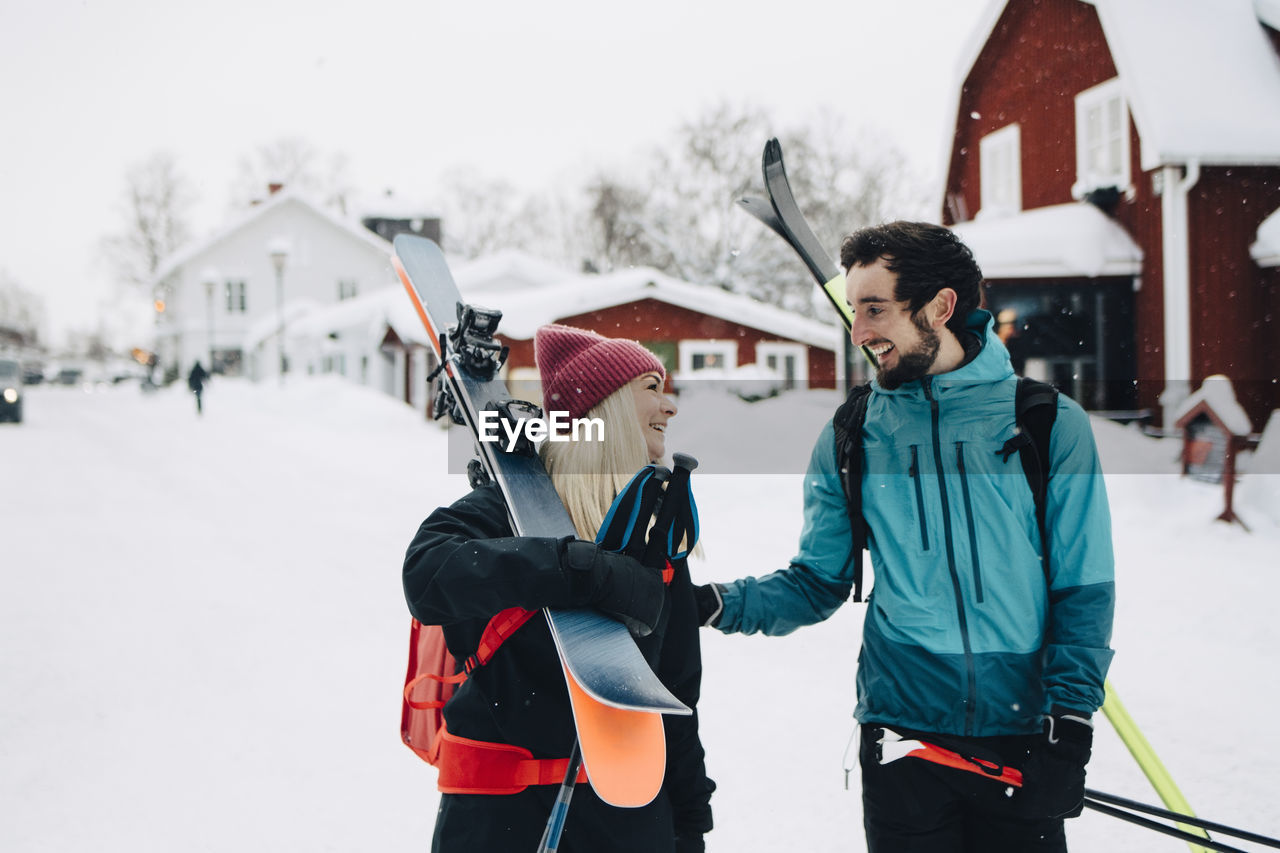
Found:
678,340 -> 737,375
225,280 -> 247,313
979,124 -> 1021,217
756,342 -> 808,390
338,279 -> 359,301
1074,78 -> 1130,196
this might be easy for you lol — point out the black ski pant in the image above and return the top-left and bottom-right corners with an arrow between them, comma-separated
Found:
859,724 -> 1067,853
431,784 -> 676,852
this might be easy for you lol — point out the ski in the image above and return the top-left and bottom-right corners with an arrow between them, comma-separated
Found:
392,234 -> 688,809
738,137 -> 877,367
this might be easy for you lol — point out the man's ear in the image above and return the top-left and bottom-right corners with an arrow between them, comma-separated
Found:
928,288 -> 958,328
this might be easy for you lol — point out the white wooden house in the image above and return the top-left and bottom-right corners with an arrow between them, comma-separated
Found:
150,188 -> 404,380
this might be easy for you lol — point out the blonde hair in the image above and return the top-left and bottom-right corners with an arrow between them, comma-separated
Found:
540,384 -> 652,541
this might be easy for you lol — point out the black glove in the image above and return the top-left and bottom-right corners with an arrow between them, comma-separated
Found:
692,583 -> 724,627
1018,708 -> 1093,819
675,835 -> 704,853
562,540 -> 664,637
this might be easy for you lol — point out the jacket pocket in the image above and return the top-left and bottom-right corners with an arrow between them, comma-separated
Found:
955,442 -> 984,603
909,445 -> 930,552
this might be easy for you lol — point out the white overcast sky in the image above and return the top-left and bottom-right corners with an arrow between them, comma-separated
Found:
0,0 -> 990,345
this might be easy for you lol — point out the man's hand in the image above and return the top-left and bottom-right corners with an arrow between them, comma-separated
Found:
1018,708 -> 1093,819
692,583 -> 724,627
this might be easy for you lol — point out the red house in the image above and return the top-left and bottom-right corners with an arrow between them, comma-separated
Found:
942,0 -> 1280,430
465,259 -> 841,392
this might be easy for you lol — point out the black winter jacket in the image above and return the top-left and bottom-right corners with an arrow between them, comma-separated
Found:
403,482 -> 715,848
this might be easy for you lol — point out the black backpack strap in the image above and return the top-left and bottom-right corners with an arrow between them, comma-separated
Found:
833,383 -> 873,602
998,377 -> 1059,583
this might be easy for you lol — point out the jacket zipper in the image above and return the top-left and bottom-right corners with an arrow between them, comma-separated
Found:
956,442 -> 984,603
908,446 -> 930,551
923,378 -> 977,736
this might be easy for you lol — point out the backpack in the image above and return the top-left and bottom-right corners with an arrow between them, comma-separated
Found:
400,607 -> 537,765
832,376 -> 1059,602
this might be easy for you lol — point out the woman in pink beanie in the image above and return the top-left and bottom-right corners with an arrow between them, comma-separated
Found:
403,324 -> 715,852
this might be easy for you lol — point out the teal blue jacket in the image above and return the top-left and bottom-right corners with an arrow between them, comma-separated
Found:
715,311 -> 1115,736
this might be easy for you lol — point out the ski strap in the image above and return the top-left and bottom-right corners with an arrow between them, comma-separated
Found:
876,726 -> 1024,788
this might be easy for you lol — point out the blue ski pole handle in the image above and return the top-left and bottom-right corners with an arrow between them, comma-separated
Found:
642,453 -> 698,568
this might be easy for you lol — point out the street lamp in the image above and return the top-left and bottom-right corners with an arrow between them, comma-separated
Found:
268,238 -> 291,384
201,267 -> 218,373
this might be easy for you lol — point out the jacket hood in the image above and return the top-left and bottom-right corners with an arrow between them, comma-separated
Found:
869,308 -> 1014,398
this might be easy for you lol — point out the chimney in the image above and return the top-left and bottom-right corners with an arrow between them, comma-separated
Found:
268,182 -> 284,195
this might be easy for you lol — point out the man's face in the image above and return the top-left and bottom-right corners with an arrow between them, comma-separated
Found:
845,258 -> 941,390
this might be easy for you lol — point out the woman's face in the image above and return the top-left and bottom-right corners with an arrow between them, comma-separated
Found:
629,372 -> 677,462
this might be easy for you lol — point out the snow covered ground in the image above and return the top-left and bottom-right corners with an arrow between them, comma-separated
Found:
3,377 -> 1278,852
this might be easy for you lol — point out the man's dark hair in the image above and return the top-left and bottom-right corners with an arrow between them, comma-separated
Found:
839,221 -> 984,336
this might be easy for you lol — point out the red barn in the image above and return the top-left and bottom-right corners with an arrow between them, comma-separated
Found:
942,0 -> 1280,430
471,262 -> 841,392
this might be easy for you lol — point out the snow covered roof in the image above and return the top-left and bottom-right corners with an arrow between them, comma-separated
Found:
275,252 -> 839,353
453,249 -> 575,295
1251,206 -> 1280,267
284,285 -> 431,349
1173,374 -> 1254,435
243,299 -> 324,351
478,267 -> 842,350
152,190 -> 392,284
952,0 -> 1280,173
951,202 -> 1143,279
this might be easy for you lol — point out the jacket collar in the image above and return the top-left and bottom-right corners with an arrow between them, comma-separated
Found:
869,309 -> 1015,400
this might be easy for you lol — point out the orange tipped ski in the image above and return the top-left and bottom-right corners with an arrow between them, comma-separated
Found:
564,665 -> 665,807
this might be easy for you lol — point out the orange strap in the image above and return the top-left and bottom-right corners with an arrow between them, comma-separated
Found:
435,725 -> 588,795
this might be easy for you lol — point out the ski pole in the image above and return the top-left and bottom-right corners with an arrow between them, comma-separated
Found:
1085,788 -> 1280,849
537,740 -> 583,853
642,453 -> 698,568
1101,680 -> 1213,851
1083,798 -> 1248,853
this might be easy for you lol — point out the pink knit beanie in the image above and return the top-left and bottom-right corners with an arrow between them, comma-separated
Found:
534,324 -> 665,421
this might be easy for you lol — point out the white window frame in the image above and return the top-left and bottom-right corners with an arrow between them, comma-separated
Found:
225,280 -> 247,313
756,341 -> 808,389
979,123 -> 1022,218
678,340 -> 737,374
1074,78 -> 1131,198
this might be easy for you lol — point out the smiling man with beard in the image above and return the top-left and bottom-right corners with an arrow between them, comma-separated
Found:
694,222 -> 1115,852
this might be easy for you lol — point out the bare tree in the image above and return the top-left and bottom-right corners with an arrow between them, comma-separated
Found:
100,152 -> 195,291
437,168 -> 557,260
0,269 -> 44,344
230,136 -> 354,213
576,102 -> 929,316
577,175 -> 665,272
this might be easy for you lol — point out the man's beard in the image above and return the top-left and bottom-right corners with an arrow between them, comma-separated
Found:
875,312 -> 941,391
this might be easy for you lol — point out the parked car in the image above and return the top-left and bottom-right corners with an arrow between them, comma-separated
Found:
0,358 -> 23,423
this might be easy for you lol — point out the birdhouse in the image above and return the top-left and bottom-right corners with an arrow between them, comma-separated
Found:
1174,376 -> 1253,525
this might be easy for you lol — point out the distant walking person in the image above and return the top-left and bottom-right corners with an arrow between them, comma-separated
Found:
188,361 -> 209,415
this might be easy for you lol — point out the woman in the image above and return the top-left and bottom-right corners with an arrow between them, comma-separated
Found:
403,324 -> 715,852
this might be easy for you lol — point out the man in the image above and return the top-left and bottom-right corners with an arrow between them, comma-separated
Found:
696,222 -> 1114,851
188,360 -> 209,415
